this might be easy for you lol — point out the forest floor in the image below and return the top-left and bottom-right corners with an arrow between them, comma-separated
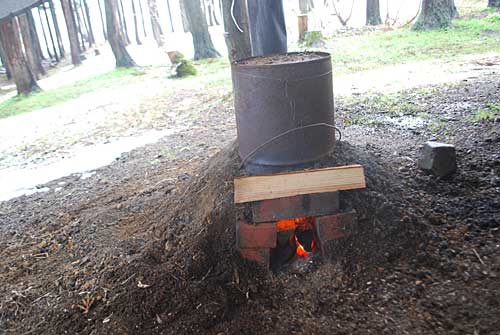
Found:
1,8 -> 500,335
0,63 -> 499,335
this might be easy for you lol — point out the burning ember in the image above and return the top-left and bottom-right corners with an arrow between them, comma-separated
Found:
276,217 -> 316,258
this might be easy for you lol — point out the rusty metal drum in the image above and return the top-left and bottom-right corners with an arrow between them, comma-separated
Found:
232,52 -> 335,169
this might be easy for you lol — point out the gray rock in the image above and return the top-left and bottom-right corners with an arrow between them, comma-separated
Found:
418,142 -> 457,177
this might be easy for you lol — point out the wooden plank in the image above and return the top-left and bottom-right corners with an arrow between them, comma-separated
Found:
234,165 -> 366,204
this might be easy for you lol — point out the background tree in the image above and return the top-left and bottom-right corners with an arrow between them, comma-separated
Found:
130,0 -> 142,44
105,0 -> 137,67
98,0 -> 108,40
137,0 -> 147,36
166,0 -> 175,32
221,0 -> 251,62
49,0 -> 65,57
27,11 -> 46,65
413,0 -> 457,30
182,0 -> 220,60
42,3 -> 60,62
147,0 -> 164,46
18,14 -> 44,79
119,0 -> 131,44
83,0 -> 96,45
366,0 -> 382,25
0,17 -> 40,95
488,0 -> 500,7
331,0 -> 355,26
61,0 -> 82,65
0,40 -> 12,79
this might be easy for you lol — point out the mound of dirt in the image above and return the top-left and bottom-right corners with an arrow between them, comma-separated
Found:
48,140 -> 423,334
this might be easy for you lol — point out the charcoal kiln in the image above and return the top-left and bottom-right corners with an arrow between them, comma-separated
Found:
231,52 -> 364,270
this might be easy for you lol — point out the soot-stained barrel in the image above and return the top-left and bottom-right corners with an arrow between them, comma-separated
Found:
232,52 -> 335,169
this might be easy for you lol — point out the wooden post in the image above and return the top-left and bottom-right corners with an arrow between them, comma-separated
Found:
298,14 -> 308,42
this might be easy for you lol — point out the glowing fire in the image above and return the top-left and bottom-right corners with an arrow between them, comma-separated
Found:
276,217 -> 316,258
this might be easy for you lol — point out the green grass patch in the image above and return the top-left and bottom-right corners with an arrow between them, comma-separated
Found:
327,12 -> 500,75
472,103 -> 500,121
0,67 -> 147,118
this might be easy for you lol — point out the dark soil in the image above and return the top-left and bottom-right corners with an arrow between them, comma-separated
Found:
235,52 -> 326,66
1,74 -> 499,334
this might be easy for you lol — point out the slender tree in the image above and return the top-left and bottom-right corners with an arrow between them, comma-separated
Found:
119,0 -> 132,44
83,0 -> 96,45
147,0 -> 164,46
179,0 -> 190,32
137,0 -> 147,36
72,0 -> 87,50
413,0 -> 457,30
105,0 -> 137,67
0,18 -> 40,94
42,2 -> 60,62
61,0 -> 82,65
97,0 -> 108,40
182,0 -> 220,59
488,0 -> 500,7
166,0 -> 175,32
130,0 -> 142,44
19,14 -> 44,79
0,40 -> 12,79
221,0 -> 251,62
28,11 -> 46,63
49,0 -> 65,57
366,0 -> 382,25
38,6 -> 54,59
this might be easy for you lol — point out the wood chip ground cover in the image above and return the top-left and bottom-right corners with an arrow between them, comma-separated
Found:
0,74 -> 499,334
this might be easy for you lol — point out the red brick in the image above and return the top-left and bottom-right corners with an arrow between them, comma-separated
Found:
314,210 -> 357,242
236,221 -> 277,249
238,248 -> 270,268
251,192 -> 339,223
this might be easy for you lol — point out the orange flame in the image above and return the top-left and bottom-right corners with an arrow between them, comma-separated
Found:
295,235 -> 316,258
276,217 -> 316,257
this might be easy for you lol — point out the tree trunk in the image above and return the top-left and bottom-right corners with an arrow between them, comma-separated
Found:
131,0 -> 142,44
0,40 -> 12,79
147,0 -> 164,46
38,7 -> 54,59
61,0 -> 82,65
28,11 -> 47,63
105,0 -> 137,67
210,0 -> 220,25
182,0 -> 220,59
43,3 -> 60,62
366,0 -> 382,25
488,0 -> 500,7
413,0 -> 457,30
299,0 -> 312,13
83,0 -> 96,45
72,0 -> 87,50
79,0 -> 92,46
166,0 -> 175,32
221,0 -> 251,62
49,0 -> 66,57
19,14 -> 44,79
179,0 -> 190,32
97,0 -> 108,40
137,0 -> 147,36
0,18 -> 40,95
119,0 -> 131,44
